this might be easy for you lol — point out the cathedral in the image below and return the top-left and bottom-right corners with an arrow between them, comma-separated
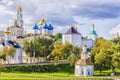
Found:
32,18 -> 54,36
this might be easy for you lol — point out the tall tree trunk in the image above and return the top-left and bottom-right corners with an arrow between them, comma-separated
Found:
100,64 -> 102,75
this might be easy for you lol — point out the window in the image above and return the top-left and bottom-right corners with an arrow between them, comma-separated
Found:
81,69 -> 84,75
88,69 -> 90,75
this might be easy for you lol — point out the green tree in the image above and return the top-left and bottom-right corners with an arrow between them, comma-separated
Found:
24,38 -> 54,58
51,42 -> 63,62
54,33 -> 62,41
111,43 -> 120,71
0,46 -> 15,64
112,52 -> 120,68
51,42 -> 81,64
91,37 -> 112,67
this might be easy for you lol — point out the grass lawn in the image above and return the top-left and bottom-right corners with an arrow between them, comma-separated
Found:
0,71 -> 117,80
0,64 -> 119,80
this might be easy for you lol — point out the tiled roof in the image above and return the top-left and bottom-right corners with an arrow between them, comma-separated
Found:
76,59 -> 93,65
65,27 -> 81,34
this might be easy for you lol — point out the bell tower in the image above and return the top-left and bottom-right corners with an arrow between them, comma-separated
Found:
17,6 -> 23,27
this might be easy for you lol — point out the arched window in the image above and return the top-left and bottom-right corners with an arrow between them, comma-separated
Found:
88,69 -> 90,75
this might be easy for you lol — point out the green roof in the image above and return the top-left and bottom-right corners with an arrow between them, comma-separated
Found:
89,30 -> 97,35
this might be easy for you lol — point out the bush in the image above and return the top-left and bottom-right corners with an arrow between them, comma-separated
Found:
0,64 -> 74,73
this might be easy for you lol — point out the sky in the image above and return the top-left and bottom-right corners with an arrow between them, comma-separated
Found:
0,0 -> 120,39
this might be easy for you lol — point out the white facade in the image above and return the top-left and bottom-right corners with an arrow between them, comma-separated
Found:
63,34 -> 82,47
14,48 -> 23,63
83,39 -> 94,49
48,30 -> 53,35
62,25 -> 98,49
75,65 -> 94,76
42,29 -> 48,34
88,35 -> 98,41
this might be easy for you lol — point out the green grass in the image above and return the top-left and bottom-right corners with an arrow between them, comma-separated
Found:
0,64 -> 119,79
0,71 -> 116,80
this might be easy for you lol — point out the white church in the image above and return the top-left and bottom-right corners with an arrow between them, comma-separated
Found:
62,24 -> 98,49
75,44 -> 94,76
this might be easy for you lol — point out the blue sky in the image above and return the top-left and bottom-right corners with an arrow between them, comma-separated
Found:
0,0 -> 120,39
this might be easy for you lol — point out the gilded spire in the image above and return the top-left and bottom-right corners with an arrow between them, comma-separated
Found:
17,6 -> 22,12
91,24 -> 94,29
39,18 -> 46,26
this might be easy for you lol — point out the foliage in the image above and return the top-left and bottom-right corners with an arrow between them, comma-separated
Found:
95,49 -> 113,75
0,64 -> 74,73
0,46 -> 15,61
54,33 -> 62,41
51,42 -> 81,64
24,38 -> 54,57
112,52 -> 120,68
91,37 -> 113,75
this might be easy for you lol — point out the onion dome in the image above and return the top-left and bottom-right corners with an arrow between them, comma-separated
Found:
17,6 -> 22,12
48,24 -> 54,30
33,23 -> 39,30
39,18 -> 45,26
89,24 -> 97,35
43,23 -> 48,29
4,25 -> 11,35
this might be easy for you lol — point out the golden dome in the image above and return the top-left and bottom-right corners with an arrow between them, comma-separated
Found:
17,6 -> 22,11
4,24 -> 11,35
39,18 -> 46,26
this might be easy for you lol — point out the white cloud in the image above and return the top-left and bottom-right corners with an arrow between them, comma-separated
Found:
1,0 -> 120,39
109,24 -> 120,36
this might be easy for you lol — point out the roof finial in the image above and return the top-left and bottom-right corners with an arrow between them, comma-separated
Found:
17,6 -> 22,12
91,24 -> 94,31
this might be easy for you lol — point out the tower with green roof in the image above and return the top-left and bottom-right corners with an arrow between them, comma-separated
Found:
88,24 -> 98,41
